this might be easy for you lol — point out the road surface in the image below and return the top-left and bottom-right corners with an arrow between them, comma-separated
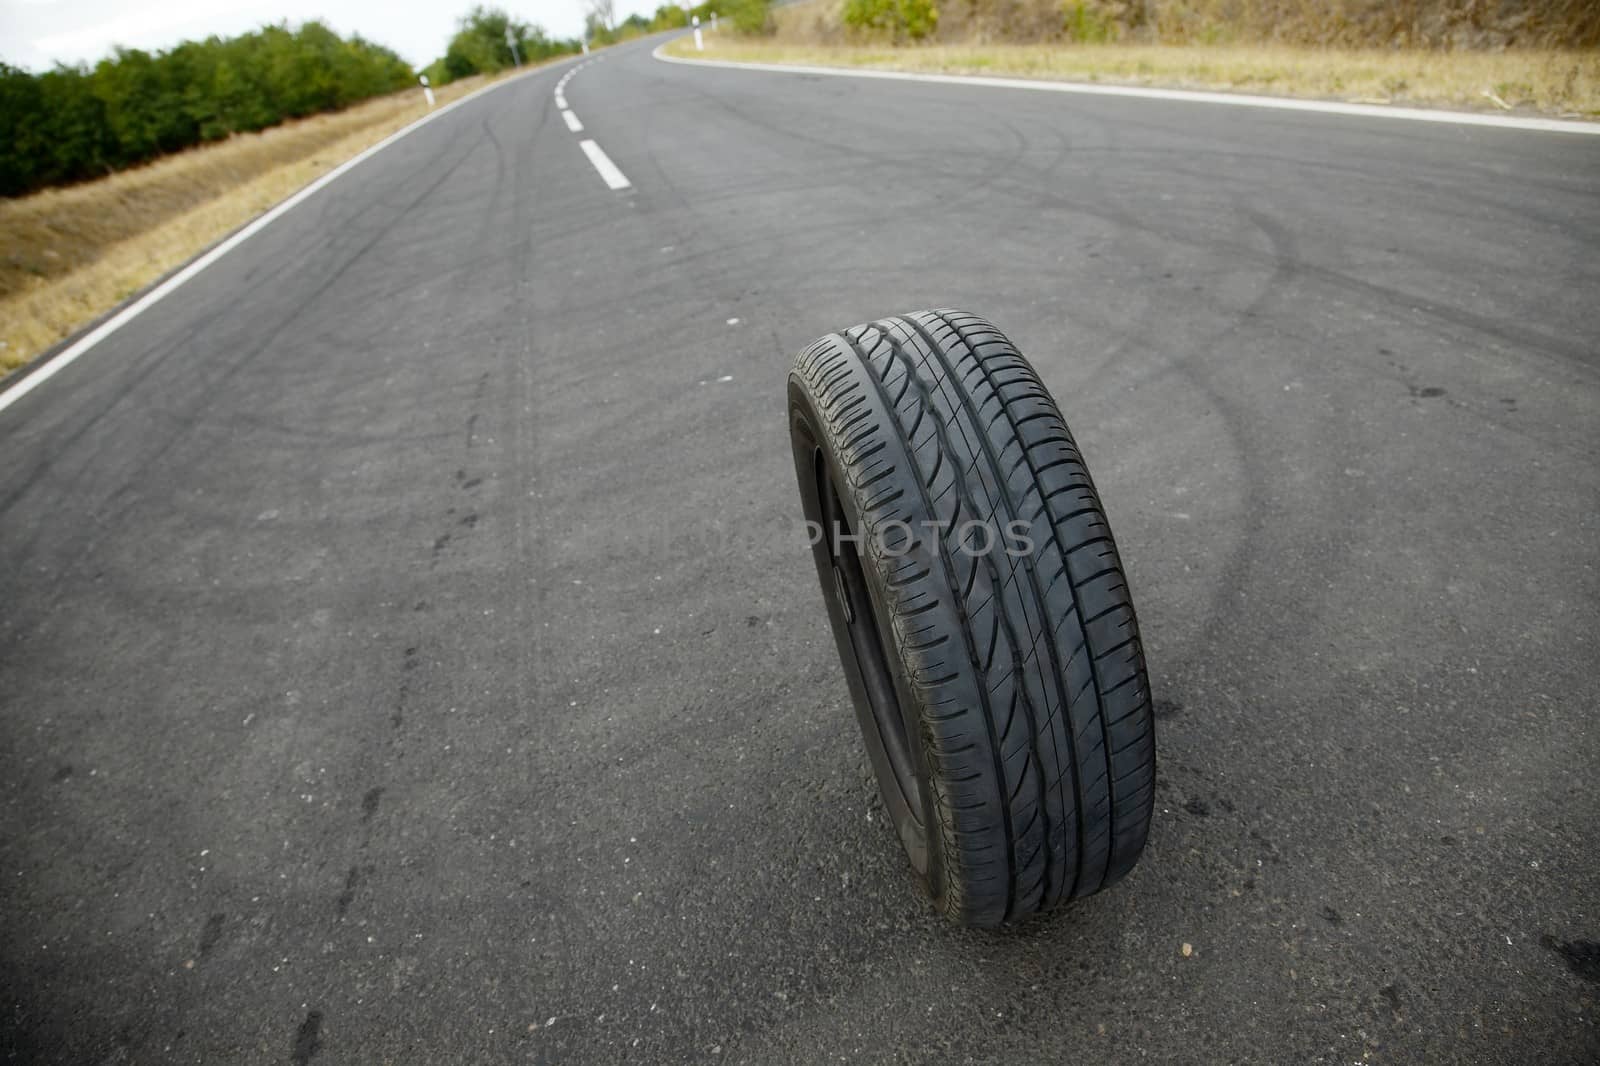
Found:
2,35 -> 1597,1065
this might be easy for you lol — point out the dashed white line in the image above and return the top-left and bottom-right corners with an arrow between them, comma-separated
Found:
557,62 -> 631,192
578,139 -> 632,190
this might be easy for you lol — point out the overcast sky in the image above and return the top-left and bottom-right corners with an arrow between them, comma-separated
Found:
0,0 -> 660,72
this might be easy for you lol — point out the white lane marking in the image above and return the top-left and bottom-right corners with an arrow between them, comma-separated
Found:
554,91 -> 567,109
562,109 -> 583,132
0,60 -> 581,418
579,139 -> 632,190
652,44 -> 1600,136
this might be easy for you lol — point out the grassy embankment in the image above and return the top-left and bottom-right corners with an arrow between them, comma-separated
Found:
0,71 -> 512,380
664,0 -> 1599,117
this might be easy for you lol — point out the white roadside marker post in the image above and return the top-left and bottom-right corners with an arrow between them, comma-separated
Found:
419,74 -> 436,108
505,26 -> 522,67
711,11 -> 718,31
692,15 -> 703,51
581,39 -> 589,54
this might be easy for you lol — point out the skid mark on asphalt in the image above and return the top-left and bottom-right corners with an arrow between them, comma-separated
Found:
335,866 -> 363,916
433,468 -> 484,565
1152,697 -> 1183,719
1542,935 -> 1600,983
292,1010 -> 323,1064
466,372 -> 490,449
197,913 -> 225,958
393,646 -> 419,729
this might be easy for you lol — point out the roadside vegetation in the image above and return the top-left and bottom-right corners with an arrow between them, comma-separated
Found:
0,24 -> 417,199
587,0 -> 776,46
668,0 -> 1600,117
421,6 -> 583,88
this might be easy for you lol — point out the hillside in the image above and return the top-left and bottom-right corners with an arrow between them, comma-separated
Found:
790,0 -> 1600,48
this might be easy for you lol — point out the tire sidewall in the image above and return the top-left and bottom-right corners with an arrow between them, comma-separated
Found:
788,378 -> 949,914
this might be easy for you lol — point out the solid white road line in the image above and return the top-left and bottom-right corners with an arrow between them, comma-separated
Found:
578,139 -> 632,190
562,109 -> 583,132
0,60 -> 576,419
652,44 -> 1600,137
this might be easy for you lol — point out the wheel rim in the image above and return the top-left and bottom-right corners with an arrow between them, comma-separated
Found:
813,449 -> 921,824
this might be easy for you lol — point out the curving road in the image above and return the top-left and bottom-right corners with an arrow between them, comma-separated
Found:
2,35 -> 1597,1064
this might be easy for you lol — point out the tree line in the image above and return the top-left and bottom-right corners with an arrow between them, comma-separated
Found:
594,0 -> 774,43
0,22 -> 417,197
422,7 -> 583,88
428,2 -> 771,73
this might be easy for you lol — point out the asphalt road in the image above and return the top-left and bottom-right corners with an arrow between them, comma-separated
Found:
3,36 -> 1598,1065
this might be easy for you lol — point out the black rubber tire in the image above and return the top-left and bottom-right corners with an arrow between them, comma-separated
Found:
788,309 -> 1156,927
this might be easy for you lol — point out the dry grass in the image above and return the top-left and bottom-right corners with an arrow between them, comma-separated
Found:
667,32 -> 1600,118
0,71 -> 513,380
769,0 -> 1600,50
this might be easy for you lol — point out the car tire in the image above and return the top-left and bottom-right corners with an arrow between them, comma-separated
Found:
788,309 -> 1155,927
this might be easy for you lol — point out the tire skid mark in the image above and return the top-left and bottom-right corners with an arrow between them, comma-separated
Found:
0,114 -> 502,651
291,1009 -> 323,1064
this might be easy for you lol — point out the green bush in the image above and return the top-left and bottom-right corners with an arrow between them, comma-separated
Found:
615,14 -> 654,40
433,6 -> 579,83
900,0 -> 939,39
726,0 -> 777,35
1063,1 -> 1118,43
0,22 -> 417,197
842,0 -> 938,40
681,0 -> 774,35
652,4 -> 690,30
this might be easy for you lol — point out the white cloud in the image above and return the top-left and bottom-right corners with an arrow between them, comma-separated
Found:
31,0 -> 270,57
